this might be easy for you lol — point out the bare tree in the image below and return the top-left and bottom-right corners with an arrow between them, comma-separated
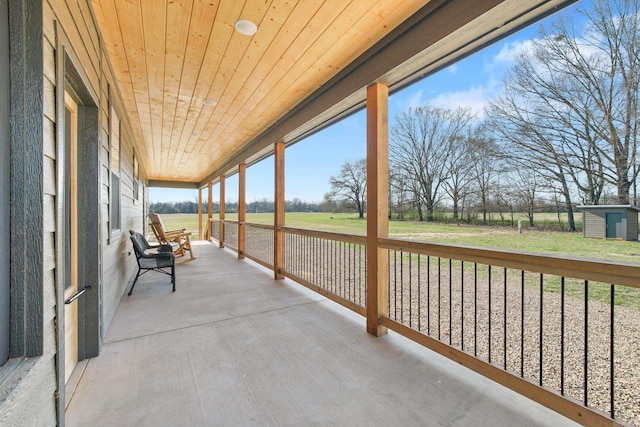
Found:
443,133 -> 475,220
390,104 -> 474,221
490,0 -> 639,209
329,158 -> 367,218
468,126 -> 501,224
389,170 -> 413,220
511,168 -> 541,227
487,87 -> 580,231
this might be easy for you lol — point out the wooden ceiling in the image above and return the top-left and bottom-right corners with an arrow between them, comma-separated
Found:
90,0 -> 574,187
90,0 -> 428,184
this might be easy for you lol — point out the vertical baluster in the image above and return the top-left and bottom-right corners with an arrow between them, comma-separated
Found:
584,280 -> 589,406
521,270 -> 525,378
449,259 -> 452,345
427,256 -> 431,336
348,243 -> 352,302
409,252 -> 412,328
438,257 -> 442,340
540,273 -> 544,387
488,265 -> 492,363
504,267 -> 507,370
400,250 -> 404,324
474,263 -> 478,357
561,276 -> 565,395
418,254 -> 422,332
363,245 -> 367,306
610,284 -> 615,419
388,250 -> 392,317
461,260 -> 465,351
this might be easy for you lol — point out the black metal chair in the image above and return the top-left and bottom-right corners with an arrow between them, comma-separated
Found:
128,231 -> 176,296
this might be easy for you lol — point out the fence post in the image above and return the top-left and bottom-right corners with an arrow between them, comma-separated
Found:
219,175 -> 225,248
366,82 -> 389,337
207,182 -> 213,241
238,163 -> 246,259
198,187 -> 203,240
274,140 -> 285,279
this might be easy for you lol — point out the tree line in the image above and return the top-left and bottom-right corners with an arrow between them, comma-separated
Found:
149,198 -> 327,214
327,0 -> 639,231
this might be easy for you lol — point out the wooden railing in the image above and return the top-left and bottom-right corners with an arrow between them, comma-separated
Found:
244,222 -> 274,269
207,218 -> 639,426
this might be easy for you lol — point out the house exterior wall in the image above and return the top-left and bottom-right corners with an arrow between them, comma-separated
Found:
0,1 -> 147,425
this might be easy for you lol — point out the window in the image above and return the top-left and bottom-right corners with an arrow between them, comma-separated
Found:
110,104 -> 121,233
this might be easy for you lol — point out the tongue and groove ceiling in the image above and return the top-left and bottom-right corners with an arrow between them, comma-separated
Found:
90,0 -> 574,187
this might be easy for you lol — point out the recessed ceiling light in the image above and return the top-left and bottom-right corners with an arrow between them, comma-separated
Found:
235,19 -> 257,36
203,99 -> 217,107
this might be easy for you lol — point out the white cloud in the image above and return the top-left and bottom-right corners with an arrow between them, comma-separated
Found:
484,39 -> 537,72
406,89 -> 424,110
428,77 -> 501,118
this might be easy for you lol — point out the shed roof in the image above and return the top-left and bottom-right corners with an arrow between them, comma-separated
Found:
577,205 -> 640,212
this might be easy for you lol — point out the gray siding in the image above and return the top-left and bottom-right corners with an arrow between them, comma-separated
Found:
627,210 -> 638,241
583,210 -> 605,238
0,1 -> 147,425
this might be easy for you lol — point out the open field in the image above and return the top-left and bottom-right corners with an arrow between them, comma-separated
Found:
155,212 -> 640,265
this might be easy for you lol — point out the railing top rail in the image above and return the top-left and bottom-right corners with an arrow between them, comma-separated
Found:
380,237 -> 640,289
244,222 -> 275,230
280,226 -> 366,245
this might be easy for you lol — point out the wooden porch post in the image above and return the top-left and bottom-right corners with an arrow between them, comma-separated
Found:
207,182 -> 213,241
219,175 -> 225,248
274,140 -> 285,279
198,187 -> 203,240
366,82 -> 389,337
238,163 -> 246,259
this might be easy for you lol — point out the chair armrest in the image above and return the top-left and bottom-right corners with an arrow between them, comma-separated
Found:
144,244 -> 173,255
165,230 -> 192,238
138,251 -> 174,261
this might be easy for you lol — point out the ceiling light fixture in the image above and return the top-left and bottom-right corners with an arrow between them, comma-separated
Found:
234,19 -> 257,36
203,99 -> 217,107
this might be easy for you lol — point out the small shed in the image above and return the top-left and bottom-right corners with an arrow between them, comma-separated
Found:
577,205 -> 640,240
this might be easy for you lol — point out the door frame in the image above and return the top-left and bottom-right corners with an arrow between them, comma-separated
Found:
54,32 -> 101,419
0,0 -> 10,366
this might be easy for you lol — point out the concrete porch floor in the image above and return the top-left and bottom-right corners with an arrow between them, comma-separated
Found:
65,241 -> 577,427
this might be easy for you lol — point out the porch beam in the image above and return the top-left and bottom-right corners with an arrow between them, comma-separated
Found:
274,141 -> 285,280
238,163 -> 246,259
366,82 -> 389,337
219,175 -> 225,248
147,180 -> 199,189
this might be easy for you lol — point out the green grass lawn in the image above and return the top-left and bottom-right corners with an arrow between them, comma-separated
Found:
155,212 -> 640,308
156,212 -> 640,264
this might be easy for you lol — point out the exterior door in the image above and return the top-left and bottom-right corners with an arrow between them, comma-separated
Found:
606,212 -> 623,239
63,91 -> 79,382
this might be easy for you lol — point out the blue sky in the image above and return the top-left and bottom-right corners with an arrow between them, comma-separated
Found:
150,1 -> 585,204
